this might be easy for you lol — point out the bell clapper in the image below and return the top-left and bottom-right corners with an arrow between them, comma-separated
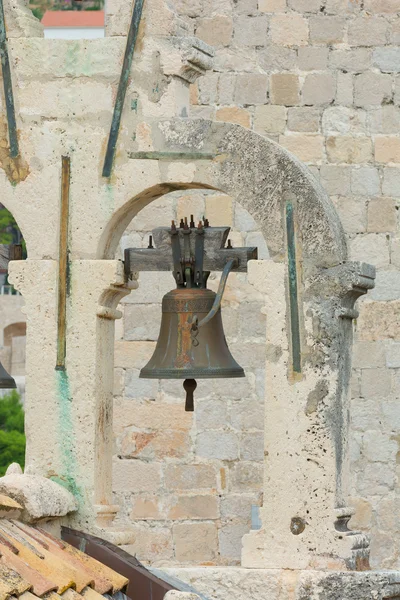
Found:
184,379 -> 197,412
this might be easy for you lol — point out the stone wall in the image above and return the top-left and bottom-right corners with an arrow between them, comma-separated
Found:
113,0 -> 400,568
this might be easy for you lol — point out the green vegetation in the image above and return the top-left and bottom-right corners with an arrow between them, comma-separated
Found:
0,207 -> 26,255
0,391 -> 25,476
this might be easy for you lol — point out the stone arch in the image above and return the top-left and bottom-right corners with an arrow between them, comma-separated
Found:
97,120 -> 347,271
4,322 -> 26,346
92,120 -> 376,569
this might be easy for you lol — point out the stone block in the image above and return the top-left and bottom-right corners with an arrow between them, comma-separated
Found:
297,47 -> 328,71
287,0 -> 322,11
234,204 -> 258,232
240,431 -> 264,461
386,342 -> 400,368
392,237 -> 400,268
375,137 -> 400,164
332,197 -> 367,234
348,498 -> 373,531
348,17 -> 388,46
367,198 -> 397,233
270,14 -> 309,47
254,105 -> 287,134
382,398 -> 400,430
219,523 -> 250,560
233,15 -> 268,47
216,107 -> 251,128
238,302 -> 267,339
112,459 -> 162,492
302,73 -> 336,106
350,233 -> 390,268
196,431 -> 239,460
258,0 -> 286,10
119,428 -> 190,460
220,494 -> 256,520
165,464 -> 218,491
258,45 -> 296,70
353,341 -> 386,368
113,399 -> 193,432
195,398 -> 228,431
322,107 -> 366,136
279,134 -> 325,163
216,74 -> 236,105
330,49 -> 372,72
357,462 -> 396,496
390,18 -> 400,44
325,0 -> 360,12
234,74 -> 268,105
176,193 -> 206,223
287,107 -> 320,132
336,72 -> 354,106
326,136 -> 373,164
121,525 -> 173,563
383,167 -> 400,197
354,72 -> 393,108
369,270 -> 400,301
229,342 -> 266,368
374,46 -> 400,73
309,16 -> 346,44
357,301 -> 400,341
123,304 -> 161,341
132,196 -> 175,231
320,165 -> 351,196
205,194 -> 233,226
198,73 -> 218,105
124,369 -> 159,400
235,0 -> 259,13
364,0 -> 400,13
230,462 -> 263,491
270,73 -> 300,106
173,523 -> 218,562
351,167 -> 380,197
368,106 -> 400,134
168,495 -> 219,520
361,368 -> 392,399
351,397 -> 382,432
130,496 -> 162,520
196,15 -> 233,47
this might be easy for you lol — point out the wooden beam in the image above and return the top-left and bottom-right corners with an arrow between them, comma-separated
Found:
0,0 -> 18,158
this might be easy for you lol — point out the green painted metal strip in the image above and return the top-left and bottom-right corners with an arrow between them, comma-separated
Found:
286,201 -> 301,374
102,0 -> 145,178
128,151 -> 217,161
0,0 -> 19,158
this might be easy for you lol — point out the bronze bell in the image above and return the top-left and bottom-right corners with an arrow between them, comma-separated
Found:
128,216 -> 258,411
0,360 -> 16,389
140,286 -> 244,410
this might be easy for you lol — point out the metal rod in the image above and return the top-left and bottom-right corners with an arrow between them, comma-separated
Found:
0,0 -> 18,157
194,258 -> 237,330
56,156 -> 71,370
102,0 -> 145,178
286,201 -> 302,374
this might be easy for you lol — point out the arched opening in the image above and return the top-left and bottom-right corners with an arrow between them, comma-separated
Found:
111,187 -> 271,566
0,205 -> 26,476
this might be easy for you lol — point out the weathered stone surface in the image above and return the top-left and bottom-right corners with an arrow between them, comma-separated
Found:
0,469 -> 77,523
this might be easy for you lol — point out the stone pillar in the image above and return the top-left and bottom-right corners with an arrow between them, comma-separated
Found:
9,259 -> 130,530
242,260 -> 375,570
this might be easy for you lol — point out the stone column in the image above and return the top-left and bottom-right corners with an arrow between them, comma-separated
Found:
242,260 -> 375,571
9,258 -> 130,530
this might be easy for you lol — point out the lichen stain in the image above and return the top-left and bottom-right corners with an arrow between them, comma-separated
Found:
0,119 -> 29,185
305,380 -> 329,416
55,368 -> 83,503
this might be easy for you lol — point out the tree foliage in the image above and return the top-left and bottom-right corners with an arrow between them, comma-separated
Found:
0,391 -> 25,476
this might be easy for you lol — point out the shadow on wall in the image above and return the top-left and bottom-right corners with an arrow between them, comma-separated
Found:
112,189 -> 269,567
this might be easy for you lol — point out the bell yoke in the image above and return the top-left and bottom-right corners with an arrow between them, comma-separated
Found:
124,216 -> 258,411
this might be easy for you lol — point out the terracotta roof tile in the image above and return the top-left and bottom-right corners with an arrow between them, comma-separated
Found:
41,11 -> 104,28
0,499 -> 129,600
